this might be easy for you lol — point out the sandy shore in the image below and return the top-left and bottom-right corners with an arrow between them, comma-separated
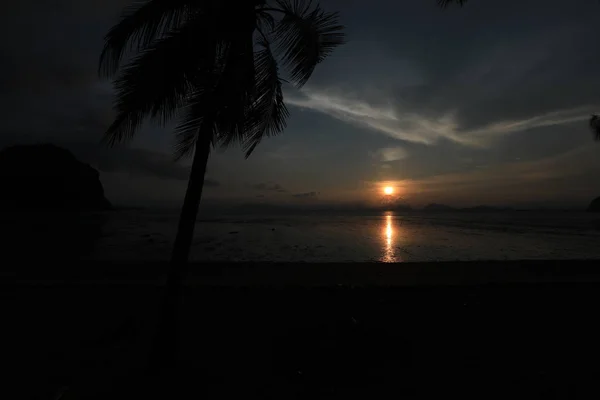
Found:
4,262 -> 600,398
3,260 -> 600,286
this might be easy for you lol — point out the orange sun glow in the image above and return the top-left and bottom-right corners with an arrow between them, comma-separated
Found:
383,186 -> 394,195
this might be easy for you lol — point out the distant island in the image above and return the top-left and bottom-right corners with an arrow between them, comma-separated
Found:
423,203 -> 455,211
0,143 -> 111,210
196,200 -> 593,215
0,143 -> 111,261
460,205 -> 514,212
421,203 -> 513,212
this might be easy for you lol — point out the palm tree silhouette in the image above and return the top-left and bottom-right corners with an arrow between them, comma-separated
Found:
99,0 -> 344,266
437,0 -> 468,7
99,0 -> 344,374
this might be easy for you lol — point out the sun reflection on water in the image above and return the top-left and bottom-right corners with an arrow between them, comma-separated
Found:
381,213 -> 400,262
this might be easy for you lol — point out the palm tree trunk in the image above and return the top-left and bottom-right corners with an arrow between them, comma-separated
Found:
147,123 -> 212,376
170,132 -> 212,265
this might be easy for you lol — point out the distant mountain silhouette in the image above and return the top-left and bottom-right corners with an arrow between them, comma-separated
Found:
421,204 -> 514,212
460,205 -> 513,212
0,144 -> 111,210
587,197 -> 600,212
423,203 -> 456,211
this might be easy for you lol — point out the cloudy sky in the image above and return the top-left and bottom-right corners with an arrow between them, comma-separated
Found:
2,0 -> 600,208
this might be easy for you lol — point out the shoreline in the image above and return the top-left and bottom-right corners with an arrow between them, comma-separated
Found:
4,259 -> 600,286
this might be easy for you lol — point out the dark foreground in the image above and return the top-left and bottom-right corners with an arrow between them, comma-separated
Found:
4,261 -> 600,399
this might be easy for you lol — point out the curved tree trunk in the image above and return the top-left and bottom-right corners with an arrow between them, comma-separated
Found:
147,123 -> 212,376
146,5 -> 256,378
170,132 -> 213,265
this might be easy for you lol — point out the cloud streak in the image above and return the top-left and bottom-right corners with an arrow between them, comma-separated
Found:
292,191 -> 319,198
374,147 -> 408,162
287,89 -> 596,148
252,183 -> 287,193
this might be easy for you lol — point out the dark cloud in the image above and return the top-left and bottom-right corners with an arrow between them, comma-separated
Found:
53,142 -> 217,184
252,183 -> 287,193
390,31 -> 600,134
292,192 -> 319,198
0,2 -> 118,147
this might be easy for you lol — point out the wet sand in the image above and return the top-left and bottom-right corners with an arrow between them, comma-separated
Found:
87,210 -> 600,262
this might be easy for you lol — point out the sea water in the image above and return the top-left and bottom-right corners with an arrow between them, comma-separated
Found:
88,209 -> 600,262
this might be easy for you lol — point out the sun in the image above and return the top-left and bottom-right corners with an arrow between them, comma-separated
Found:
383,186 -> 394,195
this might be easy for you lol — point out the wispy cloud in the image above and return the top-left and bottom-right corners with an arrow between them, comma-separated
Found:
374,146 -> 408,162
287,89 -> 596,148
287,89 -> 464,145
252,183 -> 287,193
292,191 -> 319,198
464,106 -> 594,142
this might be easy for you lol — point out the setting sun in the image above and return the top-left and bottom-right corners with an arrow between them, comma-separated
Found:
383,186 -> 394,195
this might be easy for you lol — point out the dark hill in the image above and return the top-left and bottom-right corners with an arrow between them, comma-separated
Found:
0,144 -> 111,210
0,144 -> 110,260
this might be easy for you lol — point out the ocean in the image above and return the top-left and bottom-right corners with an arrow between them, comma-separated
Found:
88,209 -> 600,262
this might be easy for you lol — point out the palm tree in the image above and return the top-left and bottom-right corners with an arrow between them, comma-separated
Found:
100,0 -> 344,265
99,0 -> 344,373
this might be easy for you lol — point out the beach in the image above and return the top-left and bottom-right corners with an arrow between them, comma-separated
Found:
4,209 -> 600,398
4,264 -> 600,399
5,0 -> 600,396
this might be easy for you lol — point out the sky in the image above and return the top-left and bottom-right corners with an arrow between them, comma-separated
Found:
1,0 -> 600,209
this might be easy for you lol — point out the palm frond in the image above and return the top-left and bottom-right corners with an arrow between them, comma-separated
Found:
591,115 -> 600,141
242,38 -> 289,158
437,0 -> 468,8
98,0 -> 193,78
172,42 -> 235,160
171,35 -> 256,160
272,0 -> 345,87
212,34 -> 257,149
173,88 -> 215,160
104,17 -> 214,146
257,10 -> 276,33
